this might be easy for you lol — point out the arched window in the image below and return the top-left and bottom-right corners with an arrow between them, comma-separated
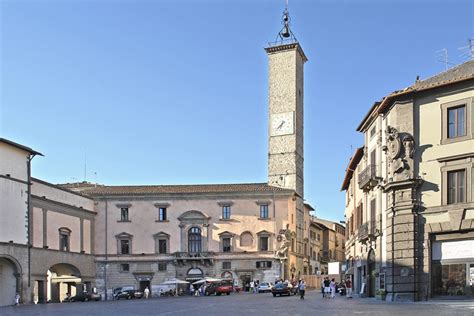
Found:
188,227 -> 202,253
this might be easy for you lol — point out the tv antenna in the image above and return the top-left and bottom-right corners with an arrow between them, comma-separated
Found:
458,38 -> 474,61
435,48 -> 454,71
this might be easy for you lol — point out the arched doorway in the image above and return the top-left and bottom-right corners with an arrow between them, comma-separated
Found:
367,249 -> 376,297
47,263 -> 82,302
0,257 -> 21,306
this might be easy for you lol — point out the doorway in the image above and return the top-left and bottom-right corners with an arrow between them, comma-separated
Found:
239,274 -> 251,292
140,281 -> 151,294
367,249 -> 376,297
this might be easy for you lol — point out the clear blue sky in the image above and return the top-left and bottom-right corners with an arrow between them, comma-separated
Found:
1,0 -> 472,222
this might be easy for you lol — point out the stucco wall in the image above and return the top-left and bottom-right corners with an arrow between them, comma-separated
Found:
417,87 -> 474,208
46,212 -> 81,252
94,195 -> 291,255
0,178 -> 28,244
0,143 -> 29,182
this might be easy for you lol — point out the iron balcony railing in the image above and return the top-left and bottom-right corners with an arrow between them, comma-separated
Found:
358,164 -> 378,190
358,222 -> 369,241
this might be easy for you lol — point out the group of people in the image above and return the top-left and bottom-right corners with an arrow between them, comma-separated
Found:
248,280 -> 260,293
321,277 -> 353,299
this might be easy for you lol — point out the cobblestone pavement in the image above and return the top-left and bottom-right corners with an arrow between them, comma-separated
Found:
1,291 -> 473,316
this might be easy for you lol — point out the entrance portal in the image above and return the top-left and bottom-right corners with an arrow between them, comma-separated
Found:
139,280 -> 151,295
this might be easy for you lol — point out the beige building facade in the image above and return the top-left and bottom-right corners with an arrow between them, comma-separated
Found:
343,60 -> 474,301
0,139 -> 96,306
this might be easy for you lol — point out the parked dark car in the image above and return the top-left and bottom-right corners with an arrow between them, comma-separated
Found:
65,292 -> 101,302
113,288 -> 144,300
271,283 -> 297,297
205,282 -> 233,296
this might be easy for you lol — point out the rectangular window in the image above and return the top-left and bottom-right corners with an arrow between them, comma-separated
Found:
370,149 -> 376,166
259,236 -> 269,251
158,207 -> 167,221
370,126 -> 376,138
447,170 -> 465,204
256,261 -> 272,268
158,239 -> 167,254
120,240 -> 130,254
222,237 -> 231,252
120,264 -> 129,272
60,234 -> 70,252
158,262 -> 167,271
121,208 -> 129,221
260,205 -> 269,219
222,261 -> 231,270
222,206 -> 231,219
448,106 -> 466,138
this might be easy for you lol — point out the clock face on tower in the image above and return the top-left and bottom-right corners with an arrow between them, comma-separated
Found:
271,112 -> 295,136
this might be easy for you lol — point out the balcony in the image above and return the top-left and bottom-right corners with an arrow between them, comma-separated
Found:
358,164 -> 379,191
173,252 -> 215,266
358,222 -> 369,242
358,221 -> 380,243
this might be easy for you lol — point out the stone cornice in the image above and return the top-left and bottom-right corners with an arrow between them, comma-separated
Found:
265,42 -> 308,62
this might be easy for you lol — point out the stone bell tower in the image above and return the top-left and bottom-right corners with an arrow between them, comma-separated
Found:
266,5 -> 307,280
265,7 -> 307,198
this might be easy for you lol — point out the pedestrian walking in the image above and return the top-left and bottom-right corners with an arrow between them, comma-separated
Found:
299,280 -> 306,300
330,278 -> 336,298
15,293 -> 20,306
323,277 -> 331,298
345,277 -> 353,298
250,280 -> 255,294
144,286 -> 150,299
321,278 -> 325,298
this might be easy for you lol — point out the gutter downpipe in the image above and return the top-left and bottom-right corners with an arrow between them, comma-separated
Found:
104,198 -> 108,300
391,189 -> 395,301
27,154 -> 37,289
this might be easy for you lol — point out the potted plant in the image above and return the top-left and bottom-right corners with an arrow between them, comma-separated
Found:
375,289 -> 387,300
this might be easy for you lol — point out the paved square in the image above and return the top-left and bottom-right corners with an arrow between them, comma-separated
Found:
1,291 -> 473,316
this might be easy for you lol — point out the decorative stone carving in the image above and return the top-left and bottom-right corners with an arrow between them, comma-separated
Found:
385,126 -> 415,182
275,225 -> 291,262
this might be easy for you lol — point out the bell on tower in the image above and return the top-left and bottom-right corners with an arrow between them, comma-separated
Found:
274,0 -> 298,44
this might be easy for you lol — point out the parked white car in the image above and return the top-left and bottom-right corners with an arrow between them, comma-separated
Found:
258,282 -> 272,293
